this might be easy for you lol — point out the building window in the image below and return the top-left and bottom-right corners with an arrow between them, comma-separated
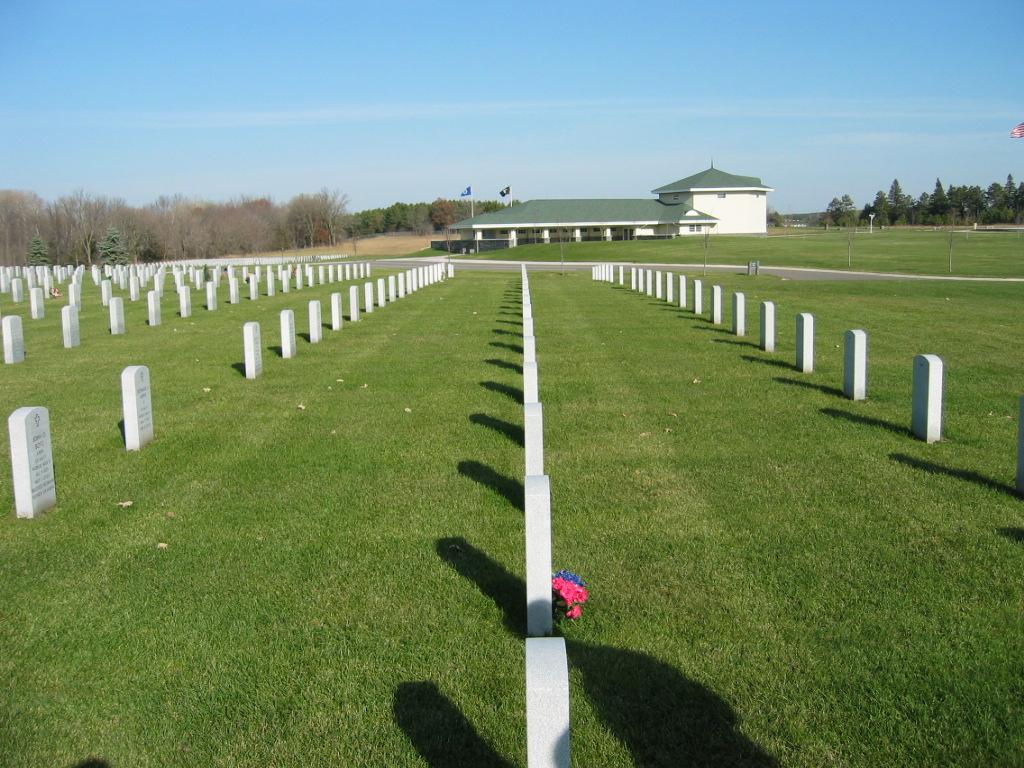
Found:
689,225 -> 699,232
673,195 -> 679,201
717,193 -> 726,198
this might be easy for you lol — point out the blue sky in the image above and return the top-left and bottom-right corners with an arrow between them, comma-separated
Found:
1,0 -> 1021,212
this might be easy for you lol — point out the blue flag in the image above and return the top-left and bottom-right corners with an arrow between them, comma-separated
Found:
460,186 -> 472,197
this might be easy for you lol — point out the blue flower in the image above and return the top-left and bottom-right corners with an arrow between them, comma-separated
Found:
553,569 -> 586,587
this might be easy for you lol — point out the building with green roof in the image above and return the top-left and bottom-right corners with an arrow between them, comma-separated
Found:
448,166 -> 772,250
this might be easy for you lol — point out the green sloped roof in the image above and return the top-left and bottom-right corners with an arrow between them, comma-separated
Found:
652,167 -> 771,193
451,199 -> 716,229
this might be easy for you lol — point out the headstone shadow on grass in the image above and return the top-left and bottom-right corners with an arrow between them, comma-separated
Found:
773,376 -> 844,398
820,407 -> 910,437
393,681 -> 514,768
469,413 -> 524,447
480,381 -> 524,404
69,760 -> 111,768
436,536 -> 525,637
997,527 -> 1024,543
492,328 -> 523,338
230,362 -> 247,377
484,358 -> 523,375
436,539 -> 777,767
740,354 -> 794,371
457,460 -> 524,511
489,341 -> 524,355
890,452 -> 1017,498
712,338 -> 759,350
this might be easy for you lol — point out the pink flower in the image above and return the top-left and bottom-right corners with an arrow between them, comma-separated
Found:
565,605 -> 582,619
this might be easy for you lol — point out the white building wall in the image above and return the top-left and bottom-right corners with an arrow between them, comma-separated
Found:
691,192 -> 767,234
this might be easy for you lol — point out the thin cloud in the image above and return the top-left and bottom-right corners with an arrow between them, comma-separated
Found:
5,97 -> 1016,130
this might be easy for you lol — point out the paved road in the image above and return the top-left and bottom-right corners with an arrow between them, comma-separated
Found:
375,257 -> 1024,283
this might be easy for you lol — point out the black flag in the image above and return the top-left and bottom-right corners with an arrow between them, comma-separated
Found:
499,186 -> 510,197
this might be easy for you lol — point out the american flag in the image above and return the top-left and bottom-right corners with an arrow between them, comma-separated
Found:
1011,122 -> 1024,138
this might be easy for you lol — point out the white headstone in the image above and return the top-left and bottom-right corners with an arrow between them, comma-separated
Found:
3,315 -> 24,364
330,292 -> 344,331
693,279 -> 703,315
448,263 -> 455,278
148,291 -> 161,326
732,292 -> 745,336
523,336 -> 537,364
397,272 -> 406,298
666,272 -> 674,304
759,301 -> 775,352
249,277 -> 258,301
645,269 -> 653,296
796,313 -> 814,373
912,354 -> 943,443
8,406 -> 56,518
344,264 -> 351,281
618,265 -> 623,285
388,275 -> 397,303
525,402 -> 544,477
121,365 -> 154,451
267,273 -> 276,297
376,278 -> 386,308
29,287 -> 44,319
61,305 -> 79,348
525,475 -> 554,637
523,317 -> 534,338
228,278 -> 239,304
363,282 -> 374,314
308,300 -> 323,343
129,276 -> 140,302
630,268 -> 637,291
1017,396 -> 1024,495
526,637 -> 571,768
711,285 -> 723,325
349,286 -> 360,321
206,282 -> 217,311
843,330 -> 867,401
655,271 -> 663,299
280,310 -> 296,359
523,361 -> 539,404
100,279 -> 112,307
178,287 -> 192,318
678,274 -> 687,308
109,297 -> 125,335
243,322 -> 262,379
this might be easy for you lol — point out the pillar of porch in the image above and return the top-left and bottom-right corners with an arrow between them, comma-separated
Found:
604,227 -> 612,241
573,227 -> 581,243
542,228 -> 550,244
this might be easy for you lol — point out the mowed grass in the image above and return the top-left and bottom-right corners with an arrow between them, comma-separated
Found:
1,267 -> 1023,766
457,229 -> 1024,278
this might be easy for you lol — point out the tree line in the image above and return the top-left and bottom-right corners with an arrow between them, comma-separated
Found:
0,189 -> 502,266
825,175 -> 1024,228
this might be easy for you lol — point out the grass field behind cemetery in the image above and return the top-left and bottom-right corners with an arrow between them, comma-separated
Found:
460,229 -> 1024,278
1,258 -> 1023,766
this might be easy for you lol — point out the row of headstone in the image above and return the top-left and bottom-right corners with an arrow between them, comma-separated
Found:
600,266 -> 963,449
520,264 -> 571,768
241,263 -> 454,376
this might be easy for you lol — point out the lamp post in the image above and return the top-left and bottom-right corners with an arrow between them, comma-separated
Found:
869,213 -> 876,234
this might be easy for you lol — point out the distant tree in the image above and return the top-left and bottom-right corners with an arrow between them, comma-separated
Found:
861,190 -> 890,225
98,226 -> 129,265
26,233 -> 49,265
767,209 -> 784,227
928,179 -> 949,222
429,198 -> 457,231
825,195 -> 856,227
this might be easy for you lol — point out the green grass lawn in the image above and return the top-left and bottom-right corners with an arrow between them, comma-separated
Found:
450,229 -> 1024,278
1,267 -> 1022,766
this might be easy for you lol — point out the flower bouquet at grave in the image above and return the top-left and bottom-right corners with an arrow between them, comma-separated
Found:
552,570 -> 589,621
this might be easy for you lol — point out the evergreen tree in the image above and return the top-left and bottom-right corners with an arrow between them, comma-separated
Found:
98,227 -> 129,265
928,179 -> 949,222
26,234 -> 50,265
